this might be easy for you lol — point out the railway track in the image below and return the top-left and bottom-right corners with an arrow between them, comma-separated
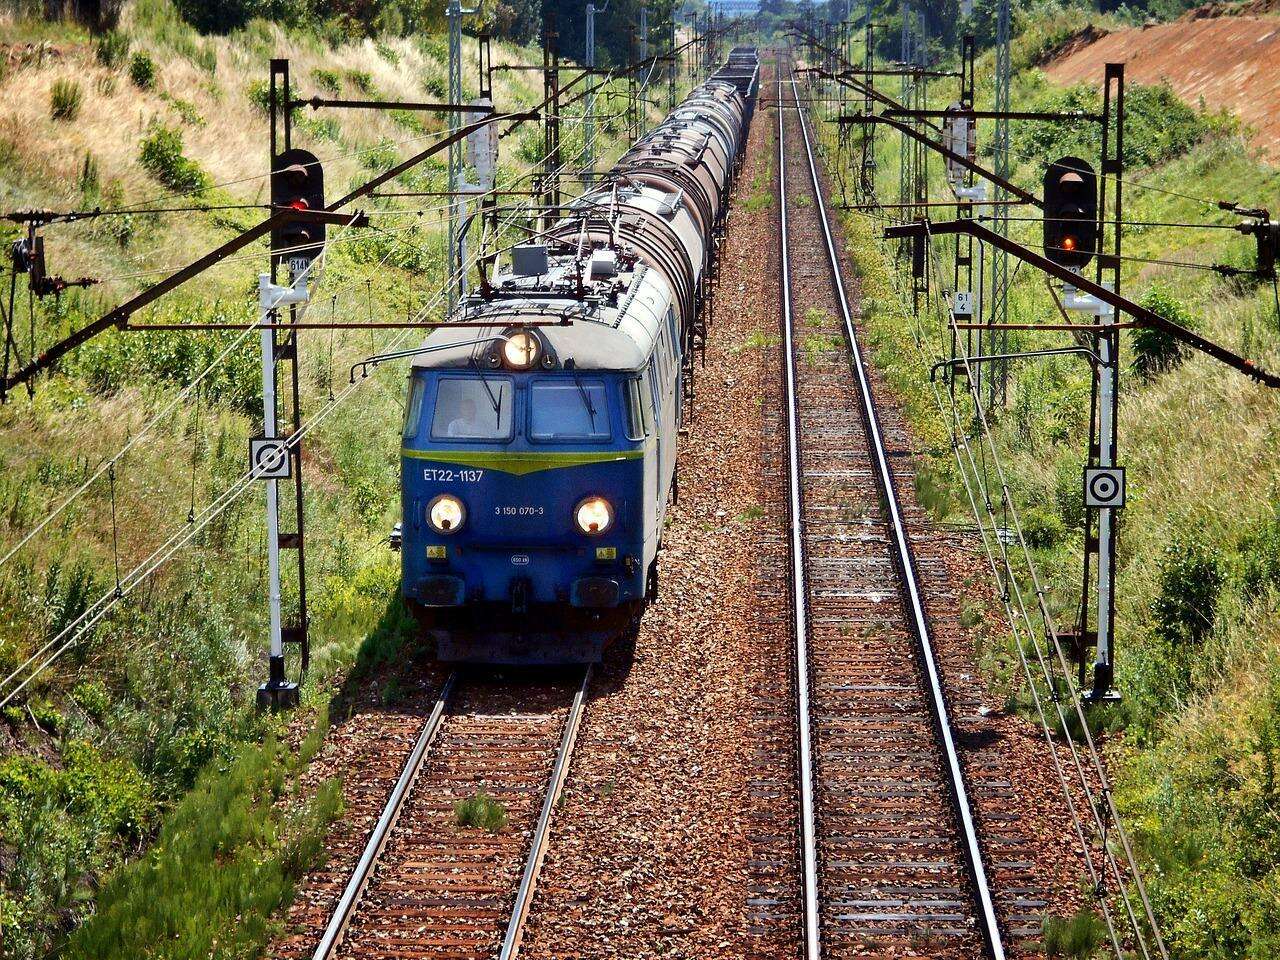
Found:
299,668 -> 589,960
776,71 -> 1006,959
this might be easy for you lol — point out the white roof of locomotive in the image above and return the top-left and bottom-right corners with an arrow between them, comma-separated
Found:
410,261 -> 672,374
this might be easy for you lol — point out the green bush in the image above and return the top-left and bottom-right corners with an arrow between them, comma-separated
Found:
1132,286 -> 1197,380
244,78 -> 268,112
297,115 -> 341,142
160,92 -> 203,126
128,50 -> 156,89
70,680 -> 111,721
1021,505 -> 1067,549
1240,507 -> 1280,601
0,742 -> 152,841
95,31 -> 130,69
173,0 -> 307,33
344,69 -> 375,95
359,137 -> 399,173
1053,456 -> 1086,532
389,108 -> 425,134
311,67 -> 341,94
72,320 -> 260,413
50,78 -> 83,121
374,40 -> 400,64
138,125 -> 210,193
1151,534 -> 1225,648
1008,82 -> 1228,170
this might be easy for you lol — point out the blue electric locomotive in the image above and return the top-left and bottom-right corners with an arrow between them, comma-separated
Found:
398,53 -> 758,664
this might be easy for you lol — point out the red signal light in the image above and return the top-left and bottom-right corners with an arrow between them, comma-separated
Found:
287,199 -> 309,211
1061,236 -> 1077,252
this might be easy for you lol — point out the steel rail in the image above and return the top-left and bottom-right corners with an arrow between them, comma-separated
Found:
312,671 -> 458,959
776,73 -> 823,960
498,665 -> 592,960
788,74 -> 1008,960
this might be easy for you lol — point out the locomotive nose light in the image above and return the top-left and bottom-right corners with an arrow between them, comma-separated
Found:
503,331 -> 541,370
575,496 -> 614,535
428,494 -> 466,534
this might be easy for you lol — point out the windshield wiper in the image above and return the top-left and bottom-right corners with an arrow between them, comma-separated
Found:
570,366 -> 597,429
468,359 -> 504,425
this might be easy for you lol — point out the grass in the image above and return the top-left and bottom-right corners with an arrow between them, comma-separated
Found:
49,78 -> 82,120
732,328 -> 779,353
1041,909 -> 1108,959
801,333 -> 842,362
60,733 -> 342,960
803,307 -> 829,328
94,31 -> 130,69
742,189 -> 773,213
454,792 -> 507,832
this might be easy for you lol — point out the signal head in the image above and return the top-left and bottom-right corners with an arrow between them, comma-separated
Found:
1043,156 -> 1098,271
270,148 -> 325,270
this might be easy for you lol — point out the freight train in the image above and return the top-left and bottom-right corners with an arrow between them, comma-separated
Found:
397,49 -> 759,664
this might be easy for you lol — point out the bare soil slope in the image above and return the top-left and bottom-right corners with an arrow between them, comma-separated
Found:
1046,12 -> 1280,159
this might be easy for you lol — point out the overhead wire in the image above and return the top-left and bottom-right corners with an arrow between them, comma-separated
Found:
0,215 -> 362,573
0,229 -> 485,708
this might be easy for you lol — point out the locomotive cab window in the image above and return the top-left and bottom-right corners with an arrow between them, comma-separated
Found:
624,377 -> 648,441
430,376 -> 513,441
529,378 -> 611,442
403,376 -> 426,439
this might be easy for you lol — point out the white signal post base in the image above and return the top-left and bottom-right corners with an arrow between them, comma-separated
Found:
1063,279 -> 1122,702
256,273 -> 310,710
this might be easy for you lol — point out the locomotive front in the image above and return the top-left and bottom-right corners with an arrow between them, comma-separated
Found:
400,309 -> 658,663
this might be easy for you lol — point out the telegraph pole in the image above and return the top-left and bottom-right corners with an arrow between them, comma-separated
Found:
639,3 -> 649,137
542,7 -> 561,229
447,0 -> 468,315
584,2 -> 597,185
990,0 -> 1012,406
668,12 -> 676,110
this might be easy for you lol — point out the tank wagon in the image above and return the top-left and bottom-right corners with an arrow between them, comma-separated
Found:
397,52 -> 759,664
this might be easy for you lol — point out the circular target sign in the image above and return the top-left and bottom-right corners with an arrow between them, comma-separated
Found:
1083,466 -> 1125,509
249,437 -> 292,480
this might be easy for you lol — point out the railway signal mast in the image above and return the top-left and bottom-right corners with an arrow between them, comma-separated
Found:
255,142 -> 329,709
1041,156 -> 1124,702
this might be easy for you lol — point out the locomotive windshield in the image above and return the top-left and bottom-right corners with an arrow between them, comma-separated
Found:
430,376 -> 513,440
529,378 -> 611,441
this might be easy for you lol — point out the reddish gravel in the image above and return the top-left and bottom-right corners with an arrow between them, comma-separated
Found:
267,662 -> 452,958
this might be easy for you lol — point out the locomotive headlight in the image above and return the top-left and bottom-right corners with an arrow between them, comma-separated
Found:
502,331 -> 541,370
574,496 -> 614,536
428,494 -> 466,534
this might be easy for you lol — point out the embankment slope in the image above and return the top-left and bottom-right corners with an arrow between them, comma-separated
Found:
1046,11 -> 1280,159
